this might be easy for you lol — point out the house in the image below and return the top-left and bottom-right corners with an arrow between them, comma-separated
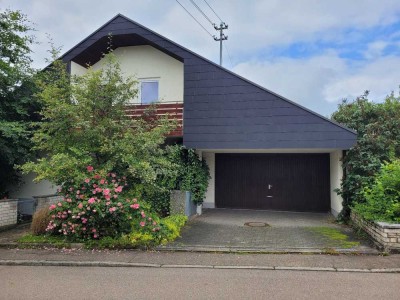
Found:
13,14 -> 356,217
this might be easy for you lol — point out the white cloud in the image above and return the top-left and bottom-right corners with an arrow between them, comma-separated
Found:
233,53 -> 400,115
2,0 -> 400,115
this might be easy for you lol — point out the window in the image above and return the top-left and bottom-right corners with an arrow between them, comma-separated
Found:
140,80 -> 159,104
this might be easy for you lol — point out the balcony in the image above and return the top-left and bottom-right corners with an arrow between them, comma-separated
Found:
125,102 -> 183,137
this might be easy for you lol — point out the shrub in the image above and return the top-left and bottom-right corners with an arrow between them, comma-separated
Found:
158,214 -> 187,244
31,208 -> 52,235
353,159 -> 400,223
46,167 -> 160,240
167,146 -> 210,205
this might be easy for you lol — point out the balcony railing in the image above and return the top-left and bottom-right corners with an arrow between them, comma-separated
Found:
125,102 -> 183,137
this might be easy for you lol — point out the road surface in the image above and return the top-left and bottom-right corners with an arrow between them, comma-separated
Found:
0,266 -> 398,299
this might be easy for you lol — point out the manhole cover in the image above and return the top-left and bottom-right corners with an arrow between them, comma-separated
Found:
244,222 -> 270,227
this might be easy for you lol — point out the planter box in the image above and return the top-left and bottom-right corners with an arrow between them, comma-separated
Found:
351,212 -> 400,252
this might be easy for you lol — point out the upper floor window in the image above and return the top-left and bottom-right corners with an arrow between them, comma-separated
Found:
140,80 -> 159,104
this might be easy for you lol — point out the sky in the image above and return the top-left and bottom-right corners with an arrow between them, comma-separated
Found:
2,0 -> 400,116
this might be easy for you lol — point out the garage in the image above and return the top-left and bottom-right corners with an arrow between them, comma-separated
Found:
215,153 -> 330,212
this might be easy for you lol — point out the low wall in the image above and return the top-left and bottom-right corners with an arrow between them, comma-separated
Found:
170,190 -> 196,217
0,199 -> 18,228
34,194 -> 63,211
351,212 -> 400,252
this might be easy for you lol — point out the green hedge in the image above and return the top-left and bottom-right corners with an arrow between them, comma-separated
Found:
353,159 -> 400,223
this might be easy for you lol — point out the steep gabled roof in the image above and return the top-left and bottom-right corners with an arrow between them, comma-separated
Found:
61,14 -> 356,149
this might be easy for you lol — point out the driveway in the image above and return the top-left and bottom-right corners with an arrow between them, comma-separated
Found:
162,209 -> 376,253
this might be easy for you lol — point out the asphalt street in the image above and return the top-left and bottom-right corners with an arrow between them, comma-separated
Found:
0,266 -> 398,300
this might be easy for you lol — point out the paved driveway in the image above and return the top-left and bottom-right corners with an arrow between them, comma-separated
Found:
162,209 -> 376,253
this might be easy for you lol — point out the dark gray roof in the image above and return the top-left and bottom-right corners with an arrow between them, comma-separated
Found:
61,14 -> 357,150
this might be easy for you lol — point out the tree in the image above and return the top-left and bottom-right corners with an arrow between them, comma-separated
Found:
331,91 -> 400,220
0,10 -> 38,197
22,50 -> 177,197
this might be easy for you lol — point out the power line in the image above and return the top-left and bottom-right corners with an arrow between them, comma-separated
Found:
189,0 -> 213,25
224,41 -> 234,69
175,0 -> 213,37
203,0 -> 223,22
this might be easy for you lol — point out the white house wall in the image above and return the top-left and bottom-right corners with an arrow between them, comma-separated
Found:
203,152 -> 215,208
9,172 -> 57,199
330,150 -> 344,217
71,45 -> 184,103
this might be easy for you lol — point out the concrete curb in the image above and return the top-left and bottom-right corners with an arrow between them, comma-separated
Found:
0,259 -> 399,273
155,246 -> 380,255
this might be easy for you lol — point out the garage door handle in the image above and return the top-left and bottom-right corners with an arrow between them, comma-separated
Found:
266,196 -> 273,198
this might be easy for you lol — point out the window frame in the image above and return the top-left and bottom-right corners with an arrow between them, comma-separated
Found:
139,78 -> 159,105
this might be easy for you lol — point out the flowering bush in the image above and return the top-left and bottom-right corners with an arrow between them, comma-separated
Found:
46,167 -> 160,239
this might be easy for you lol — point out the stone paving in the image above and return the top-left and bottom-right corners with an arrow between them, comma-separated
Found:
163,209 -> 376,253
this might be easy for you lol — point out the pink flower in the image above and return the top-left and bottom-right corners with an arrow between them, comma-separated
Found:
85,178 -> 90,183
93,234 -> 98,238
57,202 -> 62,207
78,203 -> 83,209
140,221 -> 146,227
106,201 -> 111,206
92,229 -> 96,233
141,211 -> 146,218
114,186 -> 123,193
94,174 -> 100,179
103,188 -> 110,196
100,179 -> 105,185
111,173 -> 116,178
88,198 -> 96,204
87,166 -> 94,172
49,204 -> 56,210
109,207 -> 117,213
76,190 -> 80,195
93,209 -> 97,213
130,203 -> 140,210
66,198 -> 72,203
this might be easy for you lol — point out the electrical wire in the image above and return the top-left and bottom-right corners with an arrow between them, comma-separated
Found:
224,41 -> 234,69
175,0 -> 214,37
203,0 -> 223,22
189,0 -> 214,25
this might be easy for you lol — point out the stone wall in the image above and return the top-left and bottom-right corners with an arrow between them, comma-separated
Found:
0,199 -> 18,228
34,195 -> 63,211
170,190 -> 196,217
351,212 -> 400,252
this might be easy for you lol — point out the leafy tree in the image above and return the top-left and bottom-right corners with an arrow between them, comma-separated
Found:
332,91 -> 400,220
0,10 -> 38,197
22,51 -> 177,196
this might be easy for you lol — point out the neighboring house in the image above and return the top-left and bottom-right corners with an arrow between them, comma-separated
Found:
13,14 -> 356,217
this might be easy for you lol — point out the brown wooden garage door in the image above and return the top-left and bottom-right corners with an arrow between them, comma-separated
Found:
215,153 -> 330,212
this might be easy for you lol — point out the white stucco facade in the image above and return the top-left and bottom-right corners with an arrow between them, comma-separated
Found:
9,173 -> 57,199
201,149 -> 345,216
330,150 -> 344,217
71,45 -> 184,103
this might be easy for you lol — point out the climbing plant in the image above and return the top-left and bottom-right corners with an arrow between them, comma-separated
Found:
331,91 -> 400,220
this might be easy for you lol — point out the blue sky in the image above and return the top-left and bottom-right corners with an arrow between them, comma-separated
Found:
2,0 -> 400,116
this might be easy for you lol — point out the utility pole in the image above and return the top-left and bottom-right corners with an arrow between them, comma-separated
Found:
213,22 -> 228,66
